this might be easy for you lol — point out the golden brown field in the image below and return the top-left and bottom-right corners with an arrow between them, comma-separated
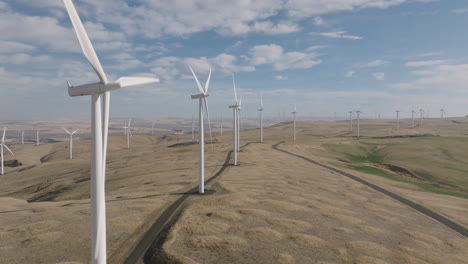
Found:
1,117 -> 467,264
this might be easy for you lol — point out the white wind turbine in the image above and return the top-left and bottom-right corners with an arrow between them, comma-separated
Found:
189,66 -> 212,194
356,110 -> 361,138
21,130 -> 24,145
229,74 -> 240,165
1,128 -> 14,175
237,96 -> 242,151
411,109 -> 416,128
258,94 -> 264,143
349,111 -> 353,132
63,128 -> 79,160
63,1 -> 159,263
291,105 -> 297,141
191,114 -> 195,141
36,130 -> 40,145
440,106 -> 445,119
123,119 -> 132,149
396,110 -> 400,130
419,108 -> 425,125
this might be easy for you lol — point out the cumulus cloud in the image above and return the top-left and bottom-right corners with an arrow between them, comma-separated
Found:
373,72 -> 385,80
367,59 -> 387,67
345,71 -> 355,78
389,64 -> 468,90
248,44 -> 321,71
405,60 -> 452,67
451,8 -> 468,14
318,31 -> 363,40
274,75 -> 288,80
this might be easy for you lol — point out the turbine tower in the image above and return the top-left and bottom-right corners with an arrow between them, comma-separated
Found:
237,96 -> 242,151
411,109 -> 416,128
356,110 -> 361,138
191,114 -> 195,141
63,128 -> 79,160
440,107 -> 445,119
21,130 -> 24,145
419,108 -> 424,125
258,95 -> 264,143
189,66 -> 212,194
1,128 -> 14,175
36,130 -> 40,145
396,110 -> 400,130
63,1 -> 160,263
349,111 -> 353,131
229,74 -> 240,165
291,105 -> 297,141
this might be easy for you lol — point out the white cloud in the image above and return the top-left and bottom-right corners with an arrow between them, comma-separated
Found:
0,53 -> 50,65
389,64 -> 468,90
318,31 -> 363,40
248,44 -> 321,71
314,16 -> 324,25
373,72 -> 385,80
346,71 -> 355,78
451,8 -> 468,14
367,59 -> 387,67
405,60 -> 452,67
0,40 -> 36,53
274,75 -> 288,80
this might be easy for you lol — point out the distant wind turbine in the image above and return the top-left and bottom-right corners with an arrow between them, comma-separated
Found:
419,108 -> 424,125
229,74 -> 240,165
411,109 -> 416,128
189,66 -> 212,194
36,130 -> 40,146
356,110 -> 361,138
1,128 -> 14,175
63,128 -> 79,160
21,130 -> 24,145
396,110 -> 400,130
440,107 -> 445,119
237,96 -> 242,151
123,119 -> 132,149
63,1 -> 159,263
258,94 -> 264,143
349,111 -> 353,132
291,105 -> 297,141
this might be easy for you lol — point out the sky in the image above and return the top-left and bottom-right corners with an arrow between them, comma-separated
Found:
1,0 -> 468,121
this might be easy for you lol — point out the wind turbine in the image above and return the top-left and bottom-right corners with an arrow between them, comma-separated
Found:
237,96 -> 242,151
396,110 -> 400,130
36,130 -> 40,146
21,130 -> 24,145
123,119 -> 132,149
291,105 -> 297,141
63,128 -> 79,160
63,1 -> 160,263
1,128 -> 14,175
229,74 -> 239,165
258,94 -> 264,143
349,111 -> 353,131
356,110 -> 361,138
189,65 -> 212,194
440,106 -> 445,119
411,109 -> 416,128
419,108 -> 424,125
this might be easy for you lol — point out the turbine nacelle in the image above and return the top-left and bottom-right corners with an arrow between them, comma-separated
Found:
191,93 -> 209,99
67,82 -> 120,97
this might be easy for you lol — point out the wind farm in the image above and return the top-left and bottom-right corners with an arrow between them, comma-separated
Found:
1,0 -> 468,264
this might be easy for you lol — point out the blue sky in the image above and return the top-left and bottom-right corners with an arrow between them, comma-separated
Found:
1,0 -> 468,120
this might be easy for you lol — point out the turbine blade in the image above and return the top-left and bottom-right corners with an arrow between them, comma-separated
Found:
2,128 -> 5,143
204,69 -> 211,94
189,66 -> 204,94
3,144 -> 14,156
232,73 -> 238,103
72,129 -> 79,135
203,97 -> 213,144
116,76 -> 160,88
63,127 -> 71,134
239,96 -> 242,106
63,0 -> 108,84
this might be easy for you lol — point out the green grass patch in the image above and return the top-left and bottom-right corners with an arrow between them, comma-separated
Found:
348,165 -> 468,199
